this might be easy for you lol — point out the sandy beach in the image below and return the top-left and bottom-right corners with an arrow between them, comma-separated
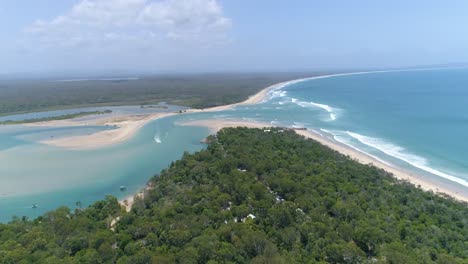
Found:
35,77 -> 284,150
180,119 -> 270,133
114,88 -> 284,210
23,74 -> 468,209
37,112 -> 177,150
185,80 -> 285,113
180,119 -> 468,203
32,72 -> 379,150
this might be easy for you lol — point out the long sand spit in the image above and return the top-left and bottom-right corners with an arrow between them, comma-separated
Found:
24,68 -> 461,150
34,78 -> 278,150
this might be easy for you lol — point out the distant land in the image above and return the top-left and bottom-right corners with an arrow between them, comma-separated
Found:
0,110 -> 112,125
0,72 -> 332,116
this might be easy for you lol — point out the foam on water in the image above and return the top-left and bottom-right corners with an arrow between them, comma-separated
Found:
261,68 -> 468,190
346,131 -> 468,187
270,90 -> 288,100
264,79 -> 310,102
270,120 -> 280,126
3,67 -> 468,221
291,98 -> 337,121
292,122 -> 308,128
154,135 -> 162,144
323,130 -> 393,166
307,128 -> 324,137
264,67 -> 459,105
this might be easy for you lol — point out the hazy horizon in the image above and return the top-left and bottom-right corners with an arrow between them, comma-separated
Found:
1,0 -> 468,75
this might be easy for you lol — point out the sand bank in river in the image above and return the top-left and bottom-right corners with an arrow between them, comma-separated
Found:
35,79 -> 280,150
25,73 -> 468,207
38,112 -> 176,150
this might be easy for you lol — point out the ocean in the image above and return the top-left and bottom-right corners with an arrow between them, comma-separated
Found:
1,68 -> 467,221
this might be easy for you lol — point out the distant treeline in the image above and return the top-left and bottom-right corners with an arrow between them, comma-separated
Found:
0,73 -> 327,116
0,110 -> 112,125
1,127 -> 467,263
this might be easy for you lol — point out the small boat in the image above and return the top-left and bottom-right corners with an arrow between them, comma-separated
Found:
120,186 -> 127,191
32,204 -> 38,209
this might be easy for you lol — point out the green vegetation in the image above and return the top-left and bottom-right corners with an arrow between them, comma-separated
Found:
0,110 -> 112,125
0,73 -> 321,116
1,127 -> 467,263
140,105 -> 169,109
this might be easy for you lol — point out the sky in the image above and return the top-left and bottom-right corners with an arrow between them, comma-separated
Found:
1,0 -> 468,75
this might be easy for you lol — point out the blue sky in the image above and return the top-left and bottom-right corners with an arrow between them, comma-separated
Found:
1,0 -> 468,74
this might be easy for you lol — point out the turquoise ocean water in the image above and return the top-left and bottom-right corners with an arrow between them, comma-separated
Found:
1,68 -> 468,221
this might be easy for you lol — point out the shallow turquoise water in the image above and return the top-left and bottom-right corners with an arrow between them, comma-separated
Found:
0,103 -> 184,122
0,116 -> 208,221
1,68 -> 468,222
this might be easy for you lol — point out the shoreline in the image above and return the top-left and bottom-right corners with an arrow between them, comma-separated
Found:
33,77 -> 282,150
116,70 -> 468,210
12,66 -> 466,150
180,119 -> 468,203
37,112 -> 178,150
23,70 -> 380,150
20,68 -> 468,209
119,120 -> 272,211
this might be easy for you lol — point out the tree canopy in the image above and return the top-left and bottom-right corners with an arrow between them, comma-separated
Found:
1,127 -> 467,263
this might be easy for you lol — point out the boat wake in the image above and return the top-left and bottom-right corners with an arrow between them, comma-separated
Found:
154,135 -> 162,144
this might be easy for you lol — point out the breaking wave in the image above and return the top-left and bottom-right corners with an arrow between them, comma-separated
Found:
323,130 -> 392,166
270,90 -> 288,99
291,98 -> 337,121
346,131 -> 468,187
292,122 -> 308,129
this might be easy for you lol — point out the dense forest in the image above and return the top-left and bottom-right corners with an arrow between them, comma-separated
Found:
0,73 -> 321,116
0,127 -> 467,263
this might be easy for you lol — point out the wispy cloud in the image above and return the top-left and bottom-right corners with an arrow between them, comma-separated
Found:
24,0 -> 232,50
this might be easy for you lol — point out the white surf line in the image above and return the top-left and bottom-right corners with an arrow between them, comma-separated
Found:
319,128 -> 468,189
290,98 -> 337,121
346,131 -> 468,188
263,66 -> 468,103
259,67 -> 468,189
260,67 -> 465,122
329,131 -> 395,167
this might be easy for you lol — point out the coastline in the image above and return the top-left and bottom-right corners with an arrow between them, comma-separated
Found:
19,69 -> 468,210
115,71 -> 468,210
116,90 -> 284,210
180,119 -> 468,203
15,67 -> 464,151
34,77 -> 282,150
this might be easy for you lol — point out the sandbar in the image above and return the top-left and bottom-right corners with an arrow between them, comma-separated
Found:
38,112 -> 176,150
